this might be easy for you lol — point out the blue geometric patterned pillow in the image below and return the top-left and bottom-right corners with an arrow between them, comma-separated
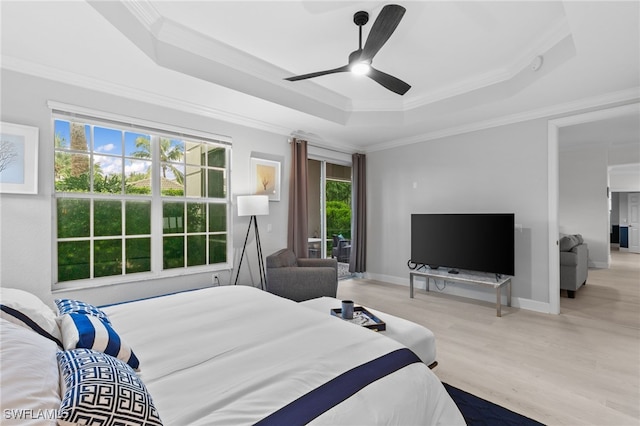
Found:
57,349 -> 162,426
58,313 -> 140,369
55,299 -> 112,324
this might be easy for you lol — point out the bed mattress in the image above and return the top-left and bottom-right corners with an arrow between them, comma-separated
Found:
102,285 -> 464,425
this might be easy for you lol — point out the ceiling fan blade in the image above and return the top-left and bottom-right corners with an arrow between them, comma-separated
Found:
361,4 -> 406,62
367,67 -> 411,95
284,65 -> 350,81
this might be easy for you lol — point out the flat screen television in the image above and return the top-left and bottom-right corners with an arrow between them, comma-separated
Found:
411,213 -> 515,276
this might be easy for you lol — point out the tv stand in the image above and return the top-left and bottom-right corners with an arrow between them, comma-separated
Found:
409,269 -> 512,317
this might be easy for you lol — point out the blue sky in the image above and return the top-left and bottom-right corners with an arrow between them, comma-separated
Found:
55,120 -> 149,157
55,120 -> 155,177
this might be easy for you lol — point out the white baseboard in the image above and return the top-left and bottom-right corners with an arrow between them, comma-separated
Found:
591,260 -> 610,269
364,272 -> 407,287
512,297 -> 552,314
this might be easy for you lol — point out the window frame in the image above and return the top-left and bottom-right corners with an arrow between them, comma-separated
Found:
50,103 -> 233,290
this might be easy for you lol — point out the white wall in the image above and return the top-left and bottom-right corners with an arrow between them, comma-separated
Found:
1,67 -> 632,313
558,145 -> 610,267
609,144 -> 640,192
610,169 -> 640,192
366,119 -> 551,308
611,192 -> 620,227
0,70 -> 292,306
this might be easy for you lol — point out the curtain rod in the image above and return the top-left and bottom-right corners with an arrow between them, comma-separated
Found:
288,137 -> 356,155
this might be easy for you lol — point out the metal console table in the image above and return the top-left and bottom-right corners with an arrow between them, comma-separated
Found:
409,269 -> 512,317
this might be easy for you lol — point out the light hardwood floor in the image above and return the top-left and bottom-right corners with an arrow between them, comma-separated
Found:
337,250 -> 639,426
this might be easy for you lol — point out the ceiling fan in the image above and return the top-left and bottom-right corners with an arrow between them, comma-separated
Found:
284,4 -> 411,96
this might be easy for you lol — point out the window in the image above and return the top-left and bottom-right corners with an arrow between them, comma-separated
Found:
53,113 -> 231,288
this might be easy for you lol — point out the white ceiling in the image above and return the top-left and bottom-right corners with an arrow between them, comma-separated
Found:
1,1 -> 639,152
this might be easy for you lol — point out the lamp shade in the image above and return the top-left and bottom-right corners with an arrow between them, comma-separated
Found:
237,195 -> 269,217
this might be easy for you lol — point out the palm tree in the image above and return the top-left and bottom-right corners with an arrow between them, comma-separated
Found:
131,136 -> 184,183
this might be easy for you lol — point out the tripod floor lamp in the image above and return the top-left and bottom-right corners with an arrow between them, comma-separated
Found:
234,195 -> 269,289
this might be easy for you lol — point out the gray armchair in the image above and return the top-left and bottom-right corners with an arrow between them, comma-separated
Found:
266,248 -> 338,302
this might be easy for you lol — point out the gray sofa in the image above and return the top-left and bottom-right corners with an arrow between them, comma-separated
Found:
265,248 -> 338,302
559,234 -> 588,298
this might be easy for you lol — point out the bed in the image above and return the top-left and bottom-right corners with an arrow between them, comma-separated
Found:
0,285 -> 464,425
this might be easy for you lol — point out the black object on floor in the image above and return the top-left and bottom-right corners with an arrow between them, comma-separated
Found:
443,383 -> 545,426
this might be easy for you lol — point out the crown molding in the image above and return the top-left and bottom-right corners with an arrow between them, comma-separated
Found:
366,88 -> 640,153
3,54 -> 637,158
119,0 -> 162,30
1,55 -> 292,138
550,99 -> 640,127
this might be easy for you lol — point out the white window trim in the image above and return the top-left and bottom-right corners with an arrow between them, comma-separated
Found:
47,101 -> 232,145
50,102 -> 233,291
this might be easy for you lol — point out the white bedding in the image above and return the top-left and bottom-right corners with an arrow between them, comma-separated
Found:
102,286 -> 464,425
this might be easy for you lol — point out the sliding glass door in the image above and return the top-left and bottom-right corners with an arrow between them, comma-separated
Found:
307,159 -> 352,267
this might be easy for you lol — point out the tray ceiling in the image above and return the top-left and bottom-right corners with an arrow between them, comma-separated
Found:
1,1 -> 638,151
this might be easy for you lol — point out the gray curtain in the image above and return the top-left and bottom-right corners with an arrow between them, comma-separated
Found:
350,153 -> 366,273
287,138 -> 309,258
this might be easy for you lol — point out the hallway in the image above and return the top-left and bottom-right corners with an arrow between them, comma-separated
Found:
560,248 -> 640,329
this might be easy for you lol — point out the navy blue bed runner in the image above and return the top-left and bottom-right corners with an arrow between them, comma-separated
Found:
255,348 -> 421,426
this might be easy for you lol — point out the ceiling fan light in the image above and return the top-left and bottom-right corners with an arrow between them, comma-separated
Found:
351,62 -> 371,75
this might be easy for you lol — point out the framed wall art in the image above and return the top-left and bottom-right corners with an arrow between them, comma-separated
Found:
0,122 -> 39,194
250,156 -> 281,201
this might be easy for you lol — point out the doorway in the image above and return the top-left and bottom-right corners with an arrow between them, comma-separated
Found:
549,102 -> 639,314
307,159 -> 353,277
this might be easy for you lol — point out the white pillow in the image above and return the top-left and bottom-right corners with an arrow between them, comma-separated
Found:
0,318 -> 61,426
0,287 -> 62,346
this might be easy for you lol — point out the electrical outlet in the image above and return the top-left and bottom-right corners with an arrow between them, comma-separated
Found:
212,273 -> 220,286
